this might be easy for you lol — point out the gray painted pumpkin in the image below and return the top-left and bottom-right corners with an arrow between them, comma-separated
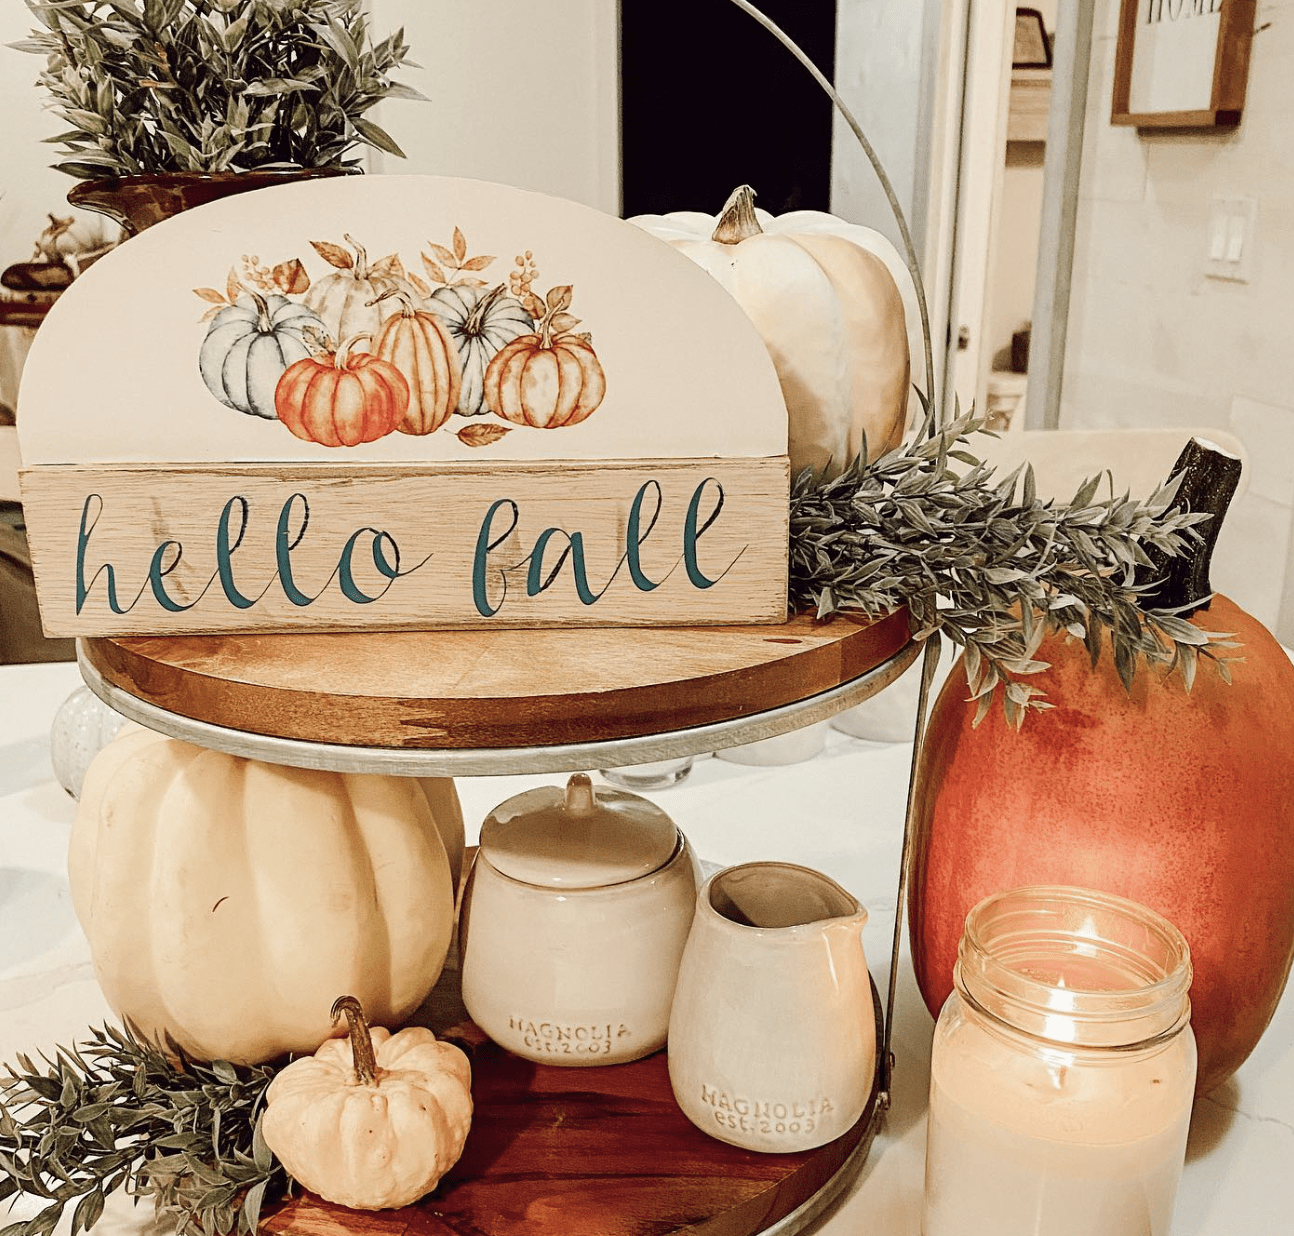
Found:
428,283 -> 534,416
199,292 -> 324,419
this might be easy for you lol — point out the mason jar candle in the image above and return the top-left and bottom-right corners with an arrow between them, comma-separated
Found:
922,885 -> 1196,1236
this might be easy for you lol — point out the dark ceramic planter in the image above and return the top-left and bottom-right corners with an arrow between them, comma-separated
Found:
67,167 -> 356,236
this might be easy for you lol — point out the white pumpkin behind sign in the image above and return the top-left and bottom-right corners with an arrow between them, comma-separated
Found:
70,727 -> 457,1064
631,185 -> 920,479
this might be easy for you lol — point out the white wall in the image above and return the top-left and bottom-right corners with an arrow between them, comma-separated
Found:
832,0 -> 943,254
0,4 -> 93,273
985,1 -> 1058,370
366,0 -> 619,214
1062,0 -> 1294,639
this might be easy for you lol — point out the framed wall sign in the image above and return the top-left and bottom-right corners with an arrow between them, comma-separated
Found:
1013,9 -> 1051,69
1112,0 -> 1256,129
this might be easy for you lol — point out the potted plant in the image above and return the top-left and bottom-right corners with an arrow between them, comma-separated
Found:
13,0 -> 425,233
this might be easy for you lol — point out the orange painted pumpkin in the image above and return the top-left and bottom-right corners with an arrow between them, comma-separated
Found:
275,334 -> 408,447
483,285 -> 605,429
372,288 -> 462,435
909,444 -> 1294,1096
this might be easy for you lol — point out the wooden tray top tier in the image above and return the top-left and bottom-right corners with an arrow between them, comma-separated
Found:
80,609 -> 912,751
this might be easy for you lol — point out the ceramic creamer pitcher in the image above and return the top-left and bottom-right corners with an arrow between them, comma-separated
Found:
668,862 -> 876,1152
460,773 -> 701,1066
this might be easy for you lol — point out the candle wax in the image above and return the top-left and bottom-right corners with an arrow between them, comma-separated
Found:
922,1025 -> 1194,1236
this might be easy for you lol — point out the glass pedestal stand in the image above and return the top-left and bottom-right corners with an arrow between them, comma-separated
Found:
77,612 -> 931,1236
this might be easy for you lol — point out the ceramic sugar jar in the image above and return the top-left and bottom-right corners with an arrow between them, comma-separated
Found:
459,773 -> 702,1066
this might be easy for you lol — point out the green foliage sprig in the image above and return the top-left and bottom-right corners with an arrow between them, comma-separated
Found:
0,1023 -> 286,1236
13,0 -> 425,179
788,413 -> 1237,728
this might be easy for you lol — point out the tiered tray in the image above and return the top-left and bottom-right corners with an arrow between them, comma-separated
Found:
77,608 -> 916,772
77,610 -> 916,1235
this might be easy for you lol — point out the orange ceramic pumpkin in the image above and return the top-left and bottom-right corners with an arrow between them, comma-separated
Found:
372,289 -> 462,435
483,285 -> 605,429
275,335 -> 408,447
909,445 -> 1294,1095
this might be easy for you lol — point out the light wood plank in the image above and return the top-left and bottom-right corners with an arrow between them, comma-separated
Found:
22,458 -> 788,636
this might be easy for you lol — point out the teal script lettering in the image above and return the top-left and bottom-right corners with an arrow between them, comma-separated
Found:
73,492 -> 432,616
470,478 -> 744,617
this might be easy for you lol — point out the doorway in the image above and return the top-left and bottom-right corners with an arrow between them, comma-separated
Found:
619,0 -> 837,219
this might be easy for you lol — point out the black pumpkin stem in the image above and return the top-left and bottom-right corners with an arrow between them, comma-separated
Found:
1135,437 -> 1243,616
331,995 -> 379,1086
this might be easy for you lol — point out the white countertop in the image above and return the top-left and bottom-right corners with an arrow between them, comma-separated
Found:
1,659 -> 1291,1235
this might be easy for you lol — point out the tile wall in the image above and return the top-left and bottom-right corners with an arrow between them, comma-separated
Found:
1063,0 -> 1294,640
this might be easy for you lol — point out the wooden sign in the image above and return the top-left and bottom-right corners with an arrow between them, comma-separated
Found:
18,175 -> 790,635
1112,0 -> 1256,128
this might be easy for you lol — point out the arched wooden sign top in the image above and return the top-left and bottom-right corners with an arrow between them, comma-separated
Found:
18,176 -> 790,636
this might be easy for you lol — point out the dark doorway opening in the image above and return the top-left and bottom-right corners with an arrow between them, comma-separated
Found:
620,0 -> 838,219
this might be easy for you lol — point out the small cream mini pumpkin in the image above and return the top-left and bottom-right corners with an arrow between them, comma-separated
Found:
631,185 -> 920,479
262,996 -> 473,1210
70,728 -> 460,1064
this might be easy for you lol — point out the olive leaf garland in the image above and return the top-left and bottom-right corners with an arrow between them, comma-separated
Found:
0,1023 -> 286,1236
787,410 -> 1237,729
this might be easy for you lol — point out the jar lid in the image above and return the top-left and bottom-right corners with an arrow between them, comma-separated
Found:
479,773 -> 680,889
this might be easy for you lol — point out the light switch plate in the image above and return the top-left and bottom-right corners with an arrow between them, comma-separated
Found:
1206,197 -> 1257,282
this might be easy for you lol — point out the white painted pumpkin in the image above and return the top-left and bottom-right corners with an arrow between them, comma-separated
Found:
70,728 -> 457,1064
302,233 -> 403,344
631,186 -> 921,478
262,997 -> 472,1211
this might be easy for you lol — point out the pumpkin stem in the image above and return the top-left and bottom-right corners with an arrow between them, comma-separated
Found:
344,233 -> 369,279
331,995 -> 379,1086
334,332 -> 373,369
367,284 -> 418,317
1135,438 -> 1242,616
465,284 -> 509,337
243,285 -> 274,333
711,185 -> 764,245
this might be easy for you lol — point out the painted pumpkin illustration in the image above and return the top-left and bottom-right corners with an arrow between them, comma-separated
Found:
275,334 -> 409,447
302,233 -> 403,343
199,289 -> 324,419
371,288 -> 463,435
483,285 -> 606,428
428,283 -> 533,417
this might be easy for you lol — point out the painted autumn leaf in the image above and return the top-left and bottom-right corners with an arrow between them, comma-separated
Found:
371,253 -> 406,280
424,227 -> 495,287
550,312 -> 581,333
310,240 -> 354,270
225,268 -> 242,304
458,423 -> 512,447
422,253 -> 449,284
193,287 -> 227,304
272,258 -> 310,294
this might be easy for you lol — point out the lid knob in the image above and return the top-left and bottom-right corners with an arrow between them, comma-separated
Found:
479,773 -> 683,889
564,773 -> 597,816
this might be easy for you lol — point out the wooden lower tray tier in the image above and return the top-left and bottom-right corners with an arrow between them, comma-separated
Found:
80,609 -> 912,750
261,960 -> 885,1236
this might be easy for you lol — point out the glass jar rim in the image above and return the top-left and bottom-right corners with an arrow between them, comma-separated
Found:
955,884 -> 1193,1049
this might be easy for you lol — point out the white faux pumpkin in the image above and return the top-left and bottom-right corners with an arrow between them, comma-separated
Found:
262,996 -> 472,1211
631,185 -> 921,479
70,728 -> 458,1064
